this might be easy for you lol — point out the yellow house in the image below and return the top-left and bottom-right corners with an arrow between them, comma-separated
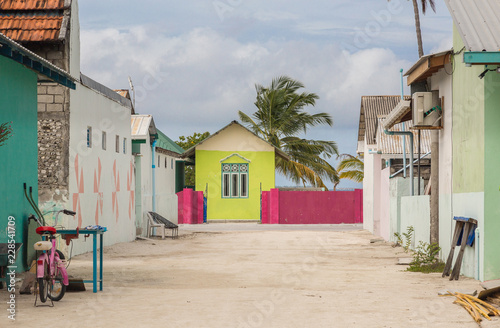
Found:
182,121 -> 288,221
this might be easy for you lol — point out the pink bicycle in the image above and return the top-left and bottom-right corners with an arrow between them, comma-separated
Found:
30,209 -> 75,304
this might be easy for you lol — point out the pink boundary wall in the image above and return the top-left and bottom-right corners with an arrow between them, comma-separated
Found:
177,188 -> 204,224
262,189 -> 363,224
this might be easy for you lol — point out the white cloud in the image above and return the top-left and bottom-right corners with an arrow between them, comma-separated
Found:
81,25 -> 413,140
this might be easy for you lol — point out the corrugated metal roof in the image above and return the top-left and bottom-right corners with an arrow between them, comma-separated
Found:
376,118 -> 431,155
157,130 -> 184,155
0,0 -> 66,10
358,95 -> 411,145
131,115 -> 156,140
444,0 -> 500,52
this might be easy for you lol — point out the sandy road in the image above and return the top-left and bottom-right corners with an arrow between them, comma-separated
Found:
0,224 -> 495,327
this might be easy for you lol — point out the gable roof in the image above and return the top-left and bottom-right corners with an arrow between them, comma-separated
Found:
444,0 -> 500,52
181,120 -> 289,160
0,0 -> 70,42
358,96 -> 411,145
157,129 -> 184,155
131,115 -> 157,140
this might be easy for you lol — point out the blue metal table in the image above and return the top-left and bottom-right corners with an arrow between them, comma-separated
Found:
56,228 -> 107,293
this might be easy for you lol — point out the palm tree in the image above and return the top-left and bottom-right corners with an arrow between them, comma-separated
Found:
238,76 -> 339,190
410,0 -> 436,57
337,154 -> 364,186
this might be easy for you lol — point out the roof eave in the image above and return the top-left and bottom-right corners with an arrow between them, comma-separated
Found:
404,50 -> 452,85
0,33 -> 76,89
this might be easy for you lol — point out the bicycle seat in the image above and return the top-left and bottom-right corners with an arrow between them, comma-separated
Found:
36,226 -> 57,235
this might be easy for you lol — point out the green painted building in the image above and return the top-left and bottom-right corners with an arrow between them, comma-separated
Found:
445,0 -> 500,281
0,34 -> 75,270
183,121 -> 288,221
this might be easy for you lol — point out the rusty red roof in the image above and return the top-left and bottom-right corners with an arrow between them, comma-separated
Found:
0,0 -> 68,42
0,0 -> 65,10
0,16 -> 62,41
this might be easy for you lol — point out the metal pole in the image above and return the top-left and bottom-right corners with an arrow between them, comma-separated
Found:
418,129 -> 421,195
400,69 -> 407,178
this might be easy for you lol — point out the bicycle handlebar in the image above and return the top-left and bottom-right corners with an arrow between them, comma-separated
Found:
30,209 -> 76,227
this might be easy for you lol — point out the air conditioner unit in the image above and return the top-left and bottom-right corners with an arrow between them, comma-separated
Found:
412,92 -> 440,126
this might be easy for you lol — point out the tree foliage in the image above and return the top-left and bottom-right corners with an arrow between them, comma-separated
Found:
176,132 -> 210,186
239,76 -> 339,190
337,154 -> 364,184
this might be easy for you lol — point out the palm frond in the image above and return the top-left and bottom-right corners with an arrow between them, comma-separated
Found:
239,76 -> 338,188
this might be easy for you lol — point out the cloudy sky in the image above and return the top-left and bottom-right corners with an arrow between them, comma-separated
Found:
78,0 -> 453,189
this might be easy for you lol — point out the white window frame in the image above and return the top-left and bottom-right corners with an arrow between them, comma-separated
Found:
221,163 -> 249,199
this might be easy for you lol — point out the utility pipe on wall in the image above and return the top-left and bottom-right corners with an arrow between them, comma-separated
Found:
384,129 -> 414,196
384,68 -> 414,195
400,69 -> 407,178
152,139 -> 157,212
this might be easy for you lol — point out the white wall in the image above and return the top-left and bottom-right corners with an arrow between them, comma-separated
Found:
363,142 -> 374,233
136,140 -> 179,236
379,168 -> 391,240
401,195 -> 431,248
63,83 -> 135,256
153,151 -> 179,224
69,0 -> 80,77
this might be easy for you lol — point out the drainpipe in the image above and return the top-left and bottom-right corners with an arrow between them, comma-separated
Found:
384,129 -> 414,196
152,139 -> 157,212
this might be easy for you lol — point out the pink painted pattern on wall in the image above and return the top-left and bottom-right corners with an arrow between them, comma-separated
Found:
127,161 -> 134,220
112,160 -> 120,222
93,158 -> 103,225
262,189 -> 363,224
72,155 -> 84,228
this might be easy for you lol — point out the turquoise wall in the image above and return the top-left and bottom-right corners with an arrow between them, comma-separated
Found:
0,55 -> 39,270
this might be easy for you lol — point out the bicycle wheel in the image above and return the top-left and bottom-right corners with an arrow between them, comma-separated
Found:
38,276 -> 48,303
48,250 -> 66,301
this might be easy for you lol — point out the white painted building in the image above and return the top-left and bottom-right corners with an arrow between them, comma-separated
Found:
131,115 -> 184,234
357,96 -> 430,241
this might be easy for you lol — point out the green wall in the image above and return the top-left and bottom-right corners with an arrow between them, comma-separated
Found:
483,70 -> 500,280
452,29 -> 485,194
195,150 -> 275,220
0,55 -> 39,270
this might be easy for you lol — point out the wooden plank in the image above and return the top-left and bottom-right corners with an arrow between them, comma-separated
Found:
410,126 -> 443,130
407,58 -> 430,85
443,221 -> 464,277
450,222 -> 472,280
